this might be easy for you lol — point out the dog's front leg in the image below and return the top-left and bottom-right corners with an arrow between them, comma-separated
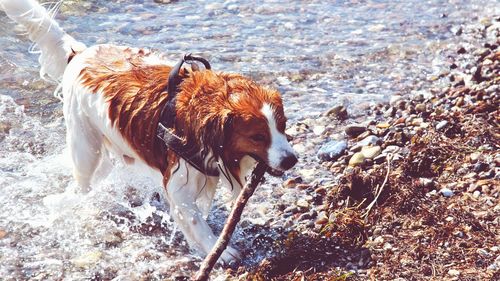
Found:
165,159 -> 240,264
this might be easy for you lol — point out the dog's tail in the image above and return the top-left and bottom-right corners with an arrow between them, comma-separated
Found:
0,0 -> 86,82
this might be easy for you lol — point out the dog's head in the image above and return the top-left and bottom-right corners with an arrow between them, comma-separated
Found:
188,73 -> 297,183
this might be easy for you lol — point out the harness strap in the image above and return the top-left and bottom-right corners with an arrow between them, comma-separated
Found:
157,54 -> 220,177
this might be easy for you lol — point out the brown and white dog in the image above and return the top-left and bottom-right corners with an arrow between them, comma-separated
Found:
1,0 -> 297,263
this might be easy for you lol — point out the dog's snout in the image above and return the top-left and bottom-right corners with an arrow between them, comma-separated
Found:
280,153 -> 298,170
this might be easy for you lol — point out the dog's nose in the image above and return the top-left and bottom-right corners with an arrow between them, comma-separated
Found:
280,153 -> 298,170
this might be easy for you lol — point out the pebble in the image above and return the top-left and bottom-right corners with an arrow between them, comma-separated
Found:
448,269 -> 460,276
324,105 -> 348,120
0,229 -> 6,239
469,152 -> 481,162
293,143 -> 306,154
418,178 -> 434,188
314,186 -> 327,195
349,152 -> 365,166
313,125 -> 326,135
283,177 -> 302,188
345,124 -> 366,137
383,145 -> 402,154
351,135 -> 380,152
317,140 -> 348,161
296,199 -> 310,208
389,95 -> 403,106
71,251 -> 102,268
361,146 -> 382,159
436,120 -> 448,131
376,122 -> 390,129
415,103 -> 426,113
472,190 -> 481,199
439,188 -> 454,197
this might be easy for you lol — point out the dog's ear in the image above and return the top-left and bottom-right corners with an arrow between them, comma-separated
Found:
202,110 -> 233,159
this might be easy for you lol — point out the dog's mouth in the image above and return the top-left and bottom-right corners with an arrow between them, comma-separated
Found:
248,154 -> 285,177
266,166 -> 285,177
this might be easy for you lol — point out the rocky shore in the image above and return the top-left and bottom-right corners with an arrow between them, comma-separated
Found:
225,16 -> 499,281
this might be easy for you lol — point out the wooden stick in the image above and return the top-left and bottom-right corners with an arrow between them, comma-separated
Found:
193,162 -> 267,281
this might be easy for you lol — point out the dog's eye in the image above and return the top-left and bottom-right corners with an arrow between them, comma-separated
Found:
250,134 -> 266,142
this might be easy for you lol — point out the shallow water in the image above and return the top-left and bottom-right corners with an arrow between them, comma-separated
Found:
0,0 -> 498,280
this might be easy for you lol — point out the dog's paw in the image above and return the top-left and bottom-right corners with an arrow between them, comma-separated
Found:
219,246 -> 241,265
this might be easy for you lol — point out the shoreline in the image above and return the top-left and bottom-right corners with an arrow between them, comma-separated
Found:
230,16 -> 499,281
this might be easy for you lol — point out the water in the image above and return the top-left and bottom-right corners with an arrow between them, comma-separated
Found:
0,0 -> 498,279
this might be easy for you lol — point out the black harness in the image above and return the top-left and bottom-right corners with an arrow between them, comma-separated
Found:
157,54 -> 220,177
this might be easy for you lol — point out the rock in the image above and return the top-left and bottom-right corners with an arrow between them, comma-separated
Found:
383,145 -> 401,154
353,136 -> 380,150
0,229 -> 6,239
383,242 -> 393,251
436,120 -> 448,131
293,143 -> 306,154
418,178 -> 434,188
473,162 -> 489,172
457,46 -> 467,54
473,190 -> 481,199
324,105 -> 348,120
477,248 -> 489,257
415,103 -> 426,113
389,95 -> 403,106
317,140 -> 347,161
314,186 -> 327,195
439,188 -> 454,197
345,124 -> 366,137
296,183 -> 310,190
72,251 -> 102,268
361,146 -> 382,159
448,269 -> 460,276
298,169 -> 316,181
376,122 -> 390,129
104,232 -> 123,247
154,0 -> 175,4
384,107 -> 396,117
349,152 -> 365,166
315,213 -> 329,225
313,125 -> 326,135
283,177 -> 302,188
296,199 -> 310,208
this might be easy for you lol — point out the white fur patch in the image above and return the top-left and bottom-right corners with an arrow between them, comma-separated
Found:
261,103 -> 294,170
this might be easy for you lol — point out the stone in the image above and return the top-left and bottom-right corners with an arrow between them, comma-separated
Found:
469,152 -> 481,163
354,135 -> 380,149
345,124 -> 366,137
448,269 -> 460,276
296,199 -> 310,208
384,107 -> 396,117
283,177 -> 302,188
324,105 -> 348,120
473,190 -> 481,199
415,103 -> 426,113
0,229 -> 6,239
72,251 -> 102,268
361,146 -> 382,159
349,152 -> 365,166
436,120 -> 448,131
317,140 -> 347,161
298,169 -> 316,181
313,125 -> 326,135
418,178 -> 434,188
293,143 -> 306,154
389,95 -> 403,106
376,122 -> 390,129
104,232 -> 123,247
439,188 -> 454,197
